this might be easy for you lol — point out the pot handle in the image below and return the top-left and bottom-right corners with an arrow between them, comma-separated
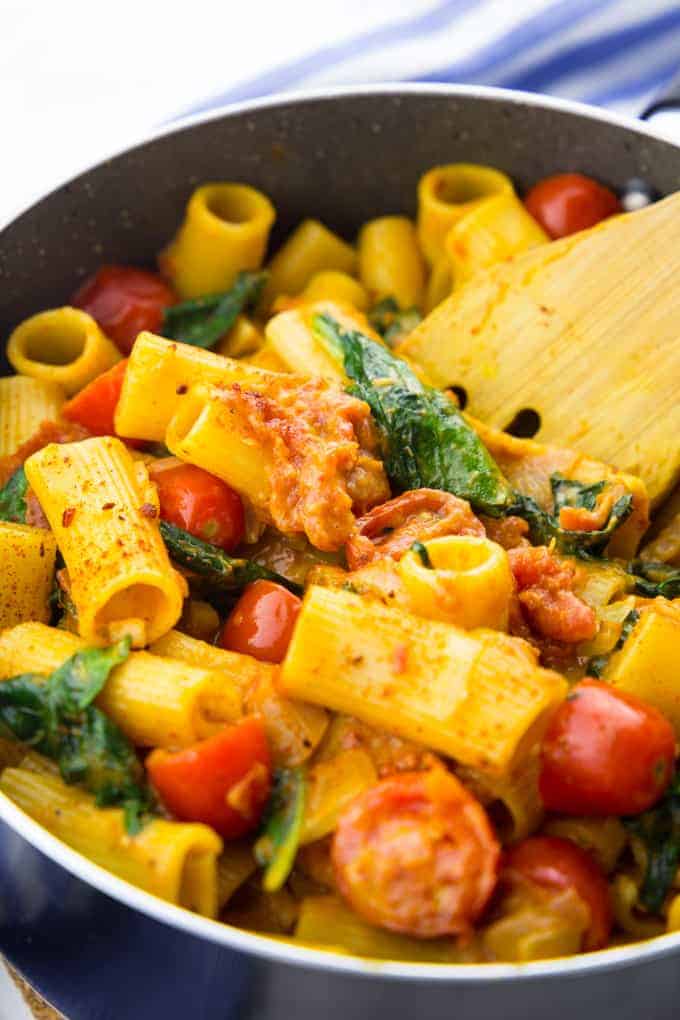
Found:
640,69 -> 680,143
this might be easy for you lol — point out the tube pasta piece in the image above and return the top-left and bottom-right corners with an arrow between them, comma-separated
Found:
150,630 -> 328,766
299,271 -> 369,311
242,343 -> 290,372
264,300 -> 381,381
641,484 -> 680,565
543,817 -> 627,875
357,217 -> 426,310
159,183 -> 275,299
24,436 -> 186,646
258,219 -> 357,314
603,608 -> 680,736
0,623 -> 242,748
300,749 -> 378,845
482,882 -> 589,962
280,587 -> 567,775
0,376 -> 65,456
0,524 -> 57,628
213,315 -> 264,360
397,536 -> 514,631
424,257 -> 454,313
114,332 -> 276,442
7,308 -> 121,396
456,753 -> 544,845
217,843 -> 257,909
610,874 -> 665,939
444,191 -> 548,289
417,163 -> 514,266
0,763 -> 222,916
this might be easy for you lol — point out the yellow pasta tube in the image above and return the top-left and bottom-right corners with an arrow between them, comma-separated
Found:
242,343 -> 290,372
159,183 -> 275,299
7,308 -> 121,395
417,163 -> 514,265
264,300 -> 378,381
0,764 -> 222,916
0,623 -> 242,747
299,271 -> 369,311
444,191 -> 548,288
0,524 -> 57,629
456,753 -> 543,844
604,608 -> 680,735
300,749 -> 377,845
611,874 -> 665,939
424,257 -> 454,313
115,332 -> 275,441
24,437 -> 186,646
358,216 -> 426,310
213,315 -> 264,359
258,219 -> 357,314
397,536 -> 514,630
543,817 -> 626,874
0,376 -> 65,455
150,630 -> 328,765
280,587 -> 567,774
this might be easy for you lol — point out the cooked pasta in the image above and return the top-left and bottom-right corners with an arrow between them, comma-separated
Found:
1,159 -> 678,963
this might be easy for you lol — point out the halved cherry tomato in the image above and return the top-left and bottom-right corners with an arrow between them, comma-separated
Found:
72,265 -> 176,354
146,717 -> 271,839
220,580 -> 301,664
524,173 -> 621,239
62,359 -> 143,446
332,768 -> 500,937
540,678 -> 675,816
153,462 -> 244,552
346,488 -> 485,571
504,835 -> 612,951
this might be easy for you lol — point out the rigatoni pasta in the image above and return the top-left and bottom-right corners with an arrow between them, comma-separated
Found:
0,376 -> 64,455
0,524 -> 57,628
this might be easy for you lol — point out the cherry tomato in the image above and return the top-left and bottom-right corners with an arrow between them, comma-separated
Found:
146,717 -> 271,839
72,265 -> 176,354
62,359 -> 132,438
346,488 -> 484,571
332,768 -> 500,937
220,580 -> 301,664
504,836 -> 612,950
540,679 -> 675,817
524,173 -> 621,239
153,462 -> 245,552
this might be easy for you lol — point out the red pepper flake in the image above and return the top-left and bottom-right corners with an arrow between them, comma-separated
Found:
392,644 -> 409,674
62,508 -> 76,528
139,502 -> 158,518
102,502 -> 115,510
176,384 -> 188,395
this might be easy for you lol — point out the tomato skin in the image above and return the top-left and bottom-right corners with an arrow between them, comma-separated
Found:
62,359 -> 144,448
146,717 -> 271,839
220,580 -> 301,664
524,173 -> 621,239
72,265 -> 176,354
332,769 -> 500,938
153,463 -> 245,552
504,836 -> 612,951
540,679 -> 675,817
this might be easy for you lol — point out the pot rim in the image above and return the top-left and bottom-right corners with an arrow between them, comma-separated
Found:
1,80 -> 678,982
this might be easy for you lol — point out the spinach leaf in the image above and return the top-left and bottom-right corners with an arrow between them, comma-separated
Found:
411,540 -> 433,567
313,312 -> 514,515
160,521 -> 302,595
628,560 -> 680,600
0,467 -> 28,523
625,773 -> 680,912
0,640 -> 154,834
551,475 -> 607,513
254,766 -> 306,892
588,608 -> 640,678
368,297 -> 422,347
161,271 -> 267,349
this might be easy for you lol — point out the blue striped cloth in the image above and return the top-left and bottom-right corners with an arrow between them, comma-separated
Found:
184,0 -> 680,119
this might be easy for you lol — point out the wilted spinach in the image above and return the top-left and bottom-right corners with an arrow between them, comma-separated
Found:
162,271 -> 267,349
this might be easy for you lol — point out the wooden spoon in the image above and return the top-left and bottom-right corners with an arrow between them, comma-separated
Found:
400,192 -> 680,506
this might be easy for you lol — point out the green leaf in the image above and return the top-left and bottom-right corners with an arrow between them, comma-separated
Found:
161,271 -> 267,349
551,475 -> 607,513
0,639 -> 154,834
509,484 -> 633,557
160,520 -> 302,595
313,312 -> 513,515
628,560 -> 680,600
0,467 -> 28,523
587,609 -> 640,678
625,773 -> 680,912
368,298 -> 422,348
254,766 -> 306,892
411,540 -> 432,567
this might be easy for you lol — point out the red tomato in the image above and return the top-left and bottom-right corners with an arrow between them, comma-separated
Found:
146,717 -> 271,839
220,580 -> 301,664
153,462 -> 245,552
62,359 -> 144,447
524,173 -> 621,239
504,836 -> 612,951
332,769 -> 500,938
72,265 -> 176,354
540,678 -> 675,816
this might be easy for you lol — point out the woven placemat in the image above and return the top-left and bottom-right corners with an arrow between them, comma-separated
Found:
6,963 -> 64,1020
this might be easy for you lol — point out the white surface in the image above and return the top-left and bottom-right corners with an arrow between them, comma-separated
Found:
0,965 -> 32,1019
